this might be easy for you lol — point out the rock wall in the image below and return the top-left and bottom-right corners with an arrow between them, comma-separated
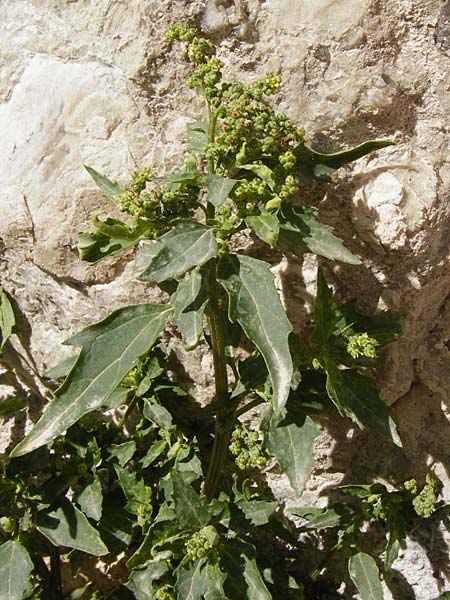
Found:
1,1 -> 450,597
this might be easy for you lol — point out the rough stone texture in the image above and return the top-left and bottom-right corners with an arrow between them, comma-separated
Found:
1,0 -> 450,597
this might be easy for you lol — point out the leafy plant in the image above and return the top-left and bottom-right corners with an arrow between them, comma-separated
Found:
1,24 -> 445,599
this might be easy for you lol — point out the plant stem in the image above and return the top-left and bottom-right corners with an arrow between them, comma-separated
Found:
204,259 -> 231,500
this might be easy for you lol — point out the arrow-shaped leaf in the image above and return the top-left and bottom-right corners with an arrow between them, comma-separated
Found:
348,552 -> 384,600
263,407 -> 318,496
76,477 -> 103,521
278,205 -> 361,265
84,165 -> 125,201
0,541 -> 33,600
204,174 -> 237,207
11,304 -> 171,456
324,358 -> 402,446
37,497 -> 108,556
219,254 -> 293,412
170,471 -> 211,529
172,268 -> 208,349
136,220 -> 217,283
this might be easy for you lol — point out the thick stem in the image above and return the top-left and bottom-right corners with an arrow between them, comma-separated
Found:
204,260 -> 231,500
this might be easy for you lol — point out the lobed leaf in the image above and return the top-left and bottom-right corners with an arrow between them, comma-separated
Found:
219,254 -> 293,412
84,165 -> 125,201
204,173 -> 237,207
136,219 -> 217,283
170,471 -> 211,529
78,215 -> 151,264
0,540 -> 33,600
348,552 -> 384,600
37,497 -> 108,555
176,558 -> 209,600
11,304 -> 171,457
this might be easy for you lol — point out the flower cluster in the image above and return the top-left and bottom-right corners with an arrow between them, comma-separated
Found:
185,526 -> 218,561
117,167 -> 199,238
405,474 -> 440,519
229,425 -> 268,471
346,332 -> 379,359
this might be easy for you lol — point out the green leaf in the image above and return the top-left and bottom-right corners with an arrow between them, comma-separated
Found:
172,268 -> 208,349
76,477 -> 103,521
338,301 -> 402,346
0,541 -> 33,600
37,497 -> 108,555
310,268 -> 339,347
114,464 -> 152,523
154,171 -> 201,187
289,503 -> 356,529
84,165 -> 125,200
324,359 -> 402,446
385,509 -> 406,570
143,397 -> 173,430
278,205 -> 361,265
140,438 -> 168,468
43,354 -> 79,380
78,215 -> 151,263
348,552 -> 384,600
219,255 -> 293,412
203,562 -> 227,600
0,287 -> 15,351
11,303 -> 171,457
171,471 -> 211,529
0,396 -> 26,417
187,120 -> 209,153
246,213 -> 280,247
136,220 -> 217,283
239,163 -> 276,191
204,174 -> 237,207
108,440 -> 137,466
235,499 -> 277,526
126,557 -> 170,599
176,558 -> 209,600
263,408 -> 318,496
98,495 -> 134,556
295,140 -> 394,183
242,555 -> 272,600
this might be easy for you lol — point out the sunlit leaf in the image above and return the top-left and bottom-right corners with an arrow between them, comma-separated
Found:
76,477 -> 103,521
136,220 -> 217,283
84,165 -> 125,200
11,304 -> 171,457
172,268 -> 208,349
204,174 -> 237,207
219,254 -> 293,412
348,552 -> 384,600
0,541 -> 33,600
170,471 -> 211,529
246,213 -> 279,247
0,287 -> 15,351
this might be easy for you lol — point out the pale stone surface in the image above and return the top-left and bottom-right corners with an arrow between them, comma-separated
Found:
1,0 -> 450,597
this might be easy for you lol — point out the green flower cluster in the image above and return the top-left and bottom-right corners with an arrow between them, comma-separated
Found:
229,425 -> 268,471
346,332 -> 379,359
155,585 -> 176,600
185,526 -> 218,561
117,167 -> 199,238
409,474 -> 440,519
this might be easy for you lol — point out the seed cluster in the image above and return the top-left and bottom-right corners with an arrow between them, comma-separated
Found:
346,332 -> 379,359
229,425 -> 268,471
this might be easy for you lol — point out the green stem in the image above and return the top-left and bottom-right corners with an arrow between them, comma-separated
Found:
234,396 -> 265,419
204,260 -> 231,500
117,393 -> 137,429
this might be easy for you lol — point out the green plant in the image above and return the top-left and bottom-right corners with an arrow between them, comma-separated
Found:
1,25 -> 447,600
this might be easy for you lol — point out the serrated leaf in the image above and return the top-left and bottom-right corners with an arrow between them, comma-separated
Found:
187,120 -> 209,153
263,408 -> 318,496
0,287 -> 15,351
246,213 -> 279,247
172,268 -> 207,349
136,220 -> 217,283
310,268 -> 339,347
176,558 -> 209,600
11,304 -> 171,457
114,464 -> 152,514
171,471 -> 211,529
76,477 -> 103,521
0,540 -> 33,600
203,562 -> 227,599
348,552 -> 384,600
37,497 -> 108,555
78,215 -> 151,264
126,558 -> 170,599
295,140 -> 394,183
84,165 -> 125,200
278,205 -> 361,265
204,174 -> 237,207
324,359 -> 402,446
242,555 -> 272,600
219,255 -> 293,412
